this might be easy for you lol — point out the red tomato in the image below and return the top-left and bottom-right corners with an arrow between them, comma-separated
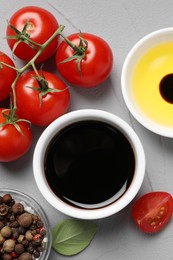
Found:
0,108 -> 32,162
15,70 -> 70,126
6,6 -> 59,63
132,192 -> 173,233
56,33 -> 113,88
0,51 -> 16,101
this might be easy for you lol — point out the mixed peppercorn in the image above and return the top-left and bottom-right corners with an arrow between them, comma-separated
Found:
0,193 -> 47,260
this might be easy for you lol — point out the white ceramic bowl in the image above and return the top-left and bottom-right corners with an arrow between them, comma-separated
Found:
121,28 -> 173,137
33,109 -> 145,220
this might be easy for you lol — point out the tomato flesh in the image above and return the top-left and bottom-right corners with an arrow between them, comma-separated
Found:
132,192 -> 173,233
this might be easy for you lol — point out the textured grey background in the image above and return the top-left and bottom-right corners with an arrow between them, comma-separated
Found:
1,0 -> 173,259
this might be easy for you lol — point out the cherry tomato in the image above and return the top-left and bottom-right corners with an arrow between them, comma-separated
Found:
15,70 -> 70,126
56,33 -> 113,88
132,191 -> 173,233
6,6 -> 59,63
0,108 -> 32,162
0,51 -> 16,101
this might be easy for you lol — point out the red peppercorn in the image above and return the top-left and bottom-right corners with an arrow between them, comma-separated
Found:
11,251 -> 18,258
33,234 -> 41,241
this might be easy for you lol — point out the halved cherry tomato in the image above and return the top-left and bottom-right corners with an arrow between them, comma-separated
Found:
132,191 -> 173,233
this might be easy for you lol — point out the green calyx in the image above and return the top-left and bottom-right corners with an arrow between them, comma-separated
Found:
6,19 -> 40,58
59,32 -> 88,72
26,72 -> 65,106
0,105 -> 31,136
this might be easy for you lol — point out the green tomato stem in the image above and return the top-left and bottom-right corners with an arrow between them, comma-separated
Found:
11,24 -> 65,110
0,61 -> 18,71
59,31 -> 83,54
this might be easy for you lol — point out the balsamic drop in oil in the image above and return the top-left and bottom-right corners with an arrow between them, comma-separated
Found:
159,73 -> 173,103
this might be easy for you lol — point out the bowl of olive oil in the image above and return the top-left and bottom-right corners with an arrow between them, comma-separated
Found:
121,28 -> 173,137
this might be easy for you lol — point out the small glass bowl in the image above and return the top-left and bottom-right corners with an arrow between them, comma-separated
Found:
0,188 -> 52,260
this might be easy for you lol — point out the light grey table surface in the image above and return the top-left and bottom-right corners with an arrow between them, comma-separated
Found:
1,0 -> 173,259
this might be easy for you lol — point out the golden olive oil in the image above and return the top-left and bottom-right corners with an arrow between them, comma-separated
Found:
132,42 -> 173,126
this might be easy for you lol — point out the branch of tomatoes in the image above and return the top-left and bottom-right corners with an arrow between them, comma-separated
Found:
0,6 -> 113,162
0,23 -> 66,138
1,22 -> 89,113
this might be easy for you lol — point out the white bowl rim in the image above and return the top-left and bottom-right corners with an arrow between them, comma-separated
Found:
33,109 -> 145,220
121,27 -> 173,138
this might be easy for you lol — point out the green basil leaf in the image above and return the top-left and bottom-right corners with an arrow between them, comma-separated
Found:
52,219 -> 98,256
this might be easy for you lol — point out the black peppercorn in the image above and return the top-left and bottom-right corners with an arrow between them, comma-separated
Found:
22,239 -> 29,248
0,204 -> 9,216
12,203 -> 24,215
33,250 -> 40,258
40,228 -> 46,237
0,220 -> 4,229
2,194 -> 12,204
9,215 -> 15,223
15,243 -> 25,255
18,226 -> 26,235
36,220 -> 43,228
26,245 -> 34,254
13,230 -> 19,240
2,253 -> 12,260
0,196 -> 3,204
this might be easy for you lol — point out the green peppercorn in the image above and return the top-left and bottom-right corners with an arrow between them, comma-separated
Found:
18,252 -> 32,260
3,239 -> 15,253
25,230 -> 33,241
18,213 -> 32,228
0,233 -> 5,245
1,226 -> 12,238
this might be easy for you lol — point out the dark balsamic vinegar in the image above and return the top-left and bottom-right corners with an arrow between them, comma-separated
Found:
44,120 -> 135,209
159,73 -> 173,103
